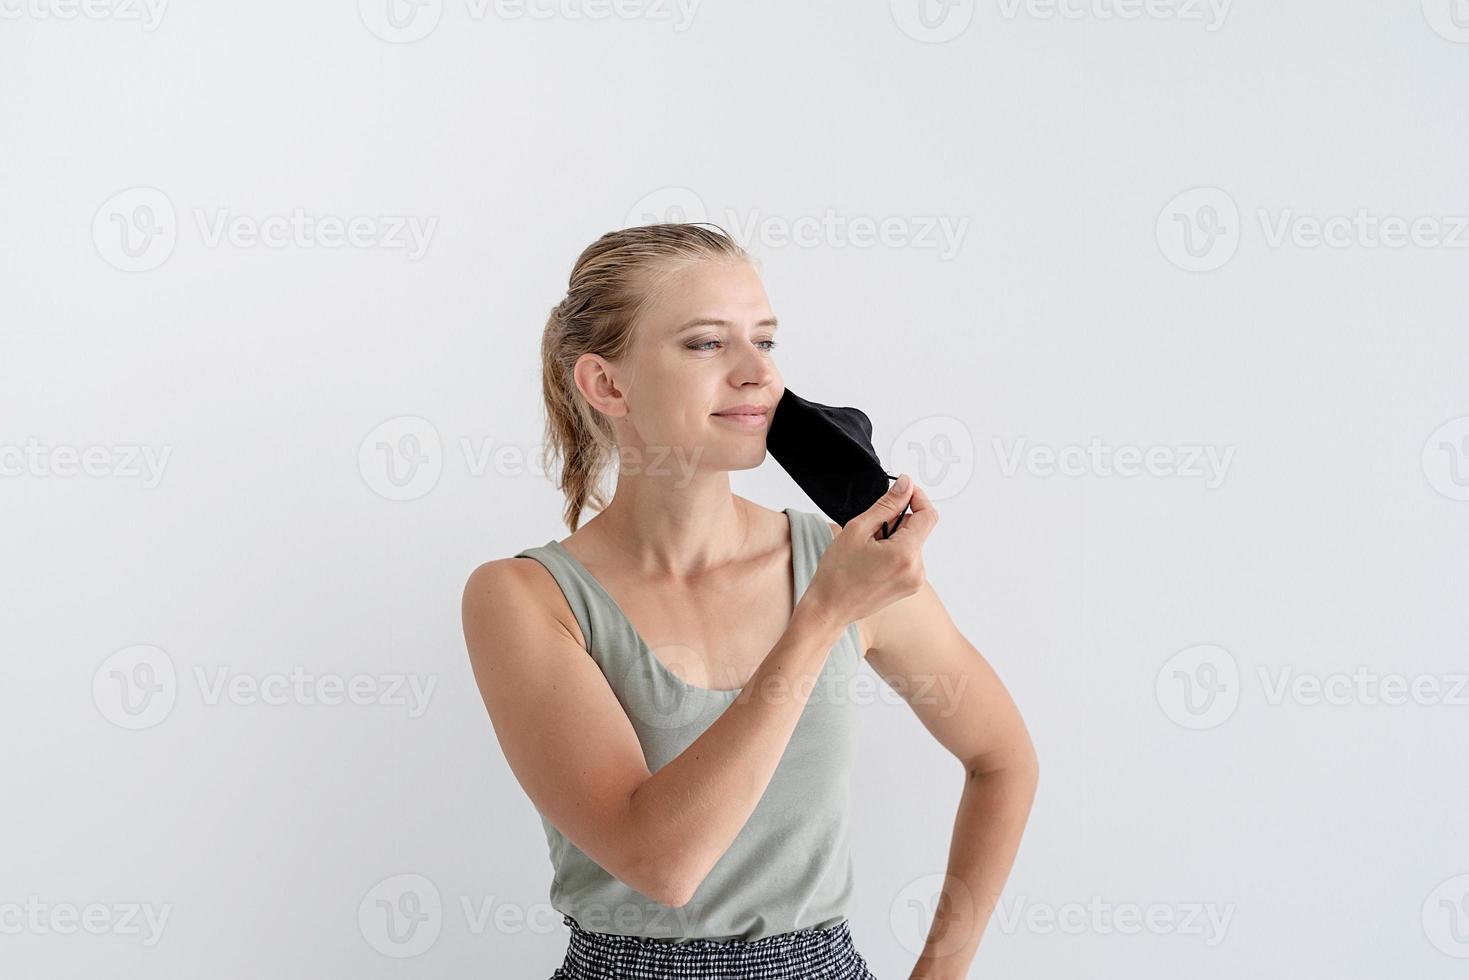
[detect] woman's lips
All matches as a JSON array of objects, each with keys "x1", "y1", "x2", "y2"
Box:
[{"x1": 712, "y1": 412, "x2": 769, "y2": 428}]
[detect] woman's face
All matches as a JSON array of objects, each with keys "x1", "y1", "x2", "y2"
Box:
[{"x1": 583, "y1": 258, "x2": 784, "y2": 479}]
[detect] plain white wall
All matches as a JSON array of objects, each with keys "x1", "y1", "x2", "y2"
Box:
[{"x1": 4, "y1": 1, "x2": 1468, "y2": 976}]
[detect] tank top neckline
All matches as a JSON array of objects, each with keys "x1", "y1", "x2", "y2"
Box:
[{"x1": 542, "y1": 507, "x2": 802, "y2": 697}]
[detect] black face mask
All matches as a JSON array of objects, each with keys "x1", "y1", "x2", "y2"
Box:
[{"x1": 766, "y1": 387, "x2": 908, "y2": 539}]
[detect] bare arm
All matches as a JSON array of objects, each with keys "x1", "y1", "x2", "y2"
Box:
[
  {"x1": 462, "y1": 557, "x2": 847, "y2": 908},
  {"x1": 845, "y1": 525, "x2": 1039, "y2": 980},
  {"x1": 624, "y1": 595, "x2": 848, "y2": 904}
]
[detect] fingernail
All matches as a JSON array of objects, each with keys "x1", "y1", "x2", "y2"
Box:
[{"x1": 895, "y1": 474, "x2": 910, "y2": 491}]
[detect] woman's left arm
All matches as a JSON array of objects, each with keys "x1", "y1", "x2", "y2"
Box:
[{"x1": 855, "y1": 558, "x2": 1039, "y2": 980}]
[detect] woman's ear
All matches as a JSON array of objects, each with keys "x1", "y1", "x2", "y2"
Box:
[{"x1": 573, "y1": 353, "x2": 629, "y2": 419}]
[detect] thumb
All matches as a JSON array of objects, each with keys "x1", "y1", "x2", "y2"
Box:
[{"x1": 851, "y1": 473, "x2": 912, "y2": 534}]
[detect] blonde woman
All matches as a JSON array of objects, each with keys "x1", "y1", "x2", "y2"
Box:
[{"x1": 462, "y1": 224, "x2": 1038, "y2": 979}]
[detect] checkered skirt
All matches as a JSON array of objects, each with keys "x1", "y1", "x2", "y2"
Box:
[{"x1": 548, "y1": 913, "x2": 878, "y2": 979}]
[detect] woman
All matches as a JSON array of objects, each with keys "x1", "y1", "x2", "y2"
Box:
[{"x1": 462, "y1": 223, "x2": 1038, "y2": 978}]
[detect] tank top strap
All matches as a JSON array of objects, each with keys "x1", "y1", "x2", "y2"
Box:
[
  {"x1": 512, "y1": 541, "x2": 638, "y2": 665},
  {"x1": 785, "y1": 507, "x2": 863, "y2": 656},
  {"x1": 784, "y1": 506, "x2": 825, "y2": 599}
]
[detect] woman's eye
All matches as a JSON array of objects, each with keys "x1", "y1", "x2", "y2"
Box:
[{"x1": 686, "y1": 339, "x2": 779, "y2": 352}]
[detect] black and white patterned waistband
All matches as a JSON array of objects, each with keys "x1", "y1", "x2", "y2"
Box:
[{"x1": 550, "y1": 912, "x2": 877, "y2": 979}]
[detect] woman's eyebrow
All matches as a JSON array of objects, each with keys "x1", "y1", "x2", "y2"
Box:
[{"x1": 672, "y1": 317, "x2": 780, "y2": 333}]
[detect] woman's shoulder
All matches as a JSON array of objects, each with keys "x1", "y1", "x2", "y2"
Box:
[
  {"x1": 461, "y1": 547, "x2": 586, "y2": 654},
  {"x1": 462, "y1": 523, "x2": 562, "y2": 593}
]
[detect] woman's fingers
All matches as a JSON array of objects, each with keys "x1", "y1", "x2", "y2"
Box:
[{"x1": 889, "y1": 481, "x2": 937, "y2": 545}]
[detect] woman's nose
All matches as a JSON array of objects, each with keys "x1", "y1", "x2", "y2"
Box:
[{"x1": 732, "y1": 341, "x2": 776, "y2": 386}]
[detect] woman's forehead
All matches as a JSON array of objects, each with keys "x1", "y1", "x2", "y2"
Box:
[{"x1": 641, "y1": 261, "x2": 773, "y2": 327}]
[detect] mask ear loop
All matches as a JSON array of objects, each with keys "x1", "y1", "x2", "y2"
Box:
[{"x1": 879, "y1": 471, "x2": 909, "y2": 540}]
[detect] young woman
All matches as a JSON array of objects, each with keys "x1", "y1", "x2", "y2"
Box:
[{"x1": 462, "y1": 223, "x2": 1038, "y2": 979}]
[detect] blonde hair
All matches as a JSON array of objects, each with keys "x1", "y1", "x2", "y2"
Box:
[{"x1": 539, "y1": 222, "x2": 752, "y2": 531}]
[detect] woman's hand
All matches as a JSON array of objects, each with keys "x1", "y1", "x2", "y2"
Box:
[{"x1": 802, "y1": 474, "x2": 938, "y2": 627}]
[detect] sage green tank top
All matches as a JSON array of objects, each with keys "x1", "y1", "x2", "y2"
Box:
[{"x1": 513, "y1": 506, "x2": 864, "y2": 944}]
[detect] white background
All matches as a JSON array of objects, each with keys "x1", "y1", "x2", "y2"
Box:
[{"x1": 3, "y1": 1, "x2": 1468, "y2": 977}]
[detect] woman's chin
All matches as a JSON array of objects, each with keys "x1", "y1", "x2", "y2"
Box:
[{"x1": 720, "y1": 445, "x2": 770, "y2": 473}]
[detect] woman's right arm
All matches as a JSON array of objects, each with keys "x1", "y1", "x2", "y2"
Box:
[{"x1": 462, "y1": 476, "x2": 935, "y2": 908}]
